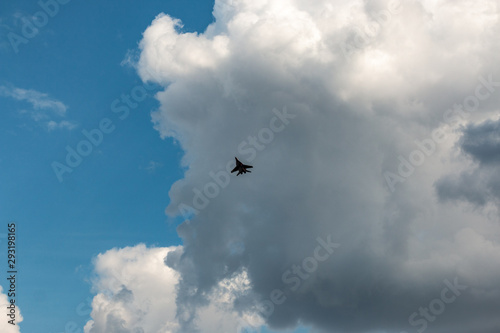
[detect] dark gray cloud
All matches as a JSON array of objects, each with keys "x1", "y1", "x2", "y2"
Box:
[
  {"x1": 461, "y1": 118, "x2": 500, "y2": 164},
  {"x1": 436, "y1": 118, "x2": 500, "y2": 206}
]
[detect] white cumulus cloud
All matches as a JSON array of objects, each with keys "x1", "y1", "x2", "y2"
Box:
[
  {"x1": 0, "y1": 285, "x2": 23, "y2": 333},
  {"x1": 84, "y1": 244, "x2": 259, "y2": 333}
]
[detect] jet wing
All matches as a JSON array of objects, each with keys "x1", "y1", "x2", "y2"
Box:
[
  {"x1": 231, "y1": 166, "x2": 239, "y2": 173},
  {"x1": 243, "y1": 164, "x2": 253, "y2": 168}
]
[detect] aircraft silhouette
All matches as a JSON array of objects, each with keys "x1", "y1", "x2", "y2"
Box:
[{"x1": 231, "y1": 157, "x2": 253, "y2": 176}]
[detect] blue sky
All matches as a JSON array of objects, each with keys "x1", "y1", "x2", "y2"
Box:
[
  {"x1": 0, "y1": 0, "x2": 182, "y2": 331},
  {"x1": 1, "y1": 0, "x2": 209, "y2": 332},
  {"x1": 2, "y1": 1, "x2": 500, "y2": 333}
]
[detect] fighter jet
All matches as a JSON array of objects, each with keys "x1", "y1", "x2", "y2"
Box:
[{"x1": 231, "y1": 157, "x2": 253, "y2": 176}]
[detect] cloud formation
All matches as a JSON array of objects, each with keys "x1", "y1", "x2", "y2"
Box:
[
  {"x1": 83, "y1": 245, "x2": 259, "y2": 333},
  {"x1": 0, "y1": 84, "x2": 76, "y2": 131},
  {"x1": 97, "y1": 0, "x2": 500, "y2": 332},
  {"x1": 436, "y1": 117, "x2": 500, "y2": 206},
  {"x1": 0, "y1": 285, "x2": 22, "y2": 333}
]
